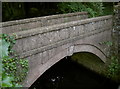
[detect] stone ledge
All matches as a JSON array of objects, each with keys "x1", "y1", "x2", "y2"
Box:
[
  {"x1": 10, "y1": 15, "x2": 112, "y2": 39},
  {"x1": 1, "y1": 12, "x2": 88, "y2": 27}
]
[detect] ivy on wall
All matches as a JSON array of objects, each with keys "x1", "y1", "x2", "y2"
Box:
[{"x1": 0, "y1": 34, "x2": 28, "y2": 87}]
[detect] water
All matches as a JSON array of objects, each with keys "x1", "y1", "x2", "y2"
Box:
[{"x1": 29, "y1": 56, "x2": 119, "y2": 89}]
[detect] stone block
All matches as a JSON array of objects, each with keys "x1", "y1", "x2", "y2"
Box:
[
  {"x1": 27, "y1": 52, "x2": 42, "y2": 73},
  {"x1": 41, "y1": 33, "x2": 50, "y2": 46},
  {"x1": 22, "y1": 35, "x2": 39, "y2": 52},
  {"x1": 50, "y1": 31, "x2": 61, "y2": 43},
  {"x1": 69, "y1": 26, "x2": 77, "y2": 37},
  {"x1": 68, "y1": 46, "x2": 74, "y2": 56},
  {"x1": 41, "y1": 51, "x2": 49, "y2": 64},
  {"x1": 84, "y1": 24, "x2": 90, "y2": 33},
  {"x1": 37, "y1": 34, "x2": 44, "y2": 47},
  {"x1": 59, "y1": 29, "x2": 67, "y2": 40},
  {"x1": 77, "y1": 25, "x2": 84, "y2": 35},
  {"x1": 12, "y1": 38, "x2": 23, "y2": 54},
  {"x1": 74, "y1": 26, "x2": 80, "y2": 36},
  {"x1": 45, "y1": 31, "x2": 60, "y2": 44},
  {"x1": 48, "y1": 48, "x2": 56, "y2": 59}
]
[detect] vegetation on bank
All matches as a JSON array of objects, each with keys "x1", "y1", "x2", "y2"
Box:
[{"x1": 107, "y1": 56, "x2": 120, "y2": 81}]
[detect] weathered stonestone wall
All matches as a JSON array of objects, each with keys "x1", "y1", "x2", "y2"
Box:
[
  {"x1": 114, "y1": 3, "x2": 120, "y2": 57},
  {"x1": 1, "y1": 12, "x2": 88, "y2": 34}
]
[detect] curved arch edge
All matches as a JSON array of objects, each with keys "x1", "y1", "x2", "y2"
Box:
[
  {"x1": 73, "y1": 44, "x2": 107, "y2": 63},
  {"x1": 23, "y1": 48, "x2": 68, "y2": 87}
]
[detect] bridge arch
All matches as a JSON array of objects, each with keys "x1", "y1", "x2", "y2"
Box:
[{"x1": 26, "y1": 43, "x2": 107, "y2": 87}]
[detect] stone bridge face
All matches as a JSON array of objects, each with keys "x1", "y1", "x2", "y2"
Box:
[{"x1": 1, "y1": 12, "x2": 113, "y2": 87}]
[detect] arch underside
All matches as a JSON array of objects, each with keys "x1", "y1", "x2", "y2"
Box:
[{"x1": 73, "y1": 44, "x2": 107, "y2": 63}]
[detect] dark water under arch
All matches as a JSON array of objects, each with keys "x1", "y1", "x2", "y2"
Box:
[{"x1": 29, "y1": 53, "x2": 119, "y2": 89}]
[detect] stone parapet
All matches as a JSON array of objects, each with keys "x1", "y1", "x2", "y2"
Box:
[
  {"x1": 10, "y1": 15, "x2": 112, "y2": 59},
  {"x1": 1, "y1": 12, "x2": 88, "y2": 34}
]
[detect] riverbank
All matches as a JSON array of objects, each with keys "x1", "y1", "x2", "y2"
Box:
[{"x1": 71, "y1": 52, "x2": 120, "y2": 83}]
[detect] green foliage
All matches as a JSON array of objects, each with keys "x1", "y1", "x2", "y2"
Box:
[
  {"x1": 107, "y1": 56, "x2": 120, "y2": 79},
  {"x1": 3, "y1": 2, "x2": 113, "y2": 21},
  {"x1": 0, "y1": 57, "x2": 2, "y2": 87},
  {"x1": 2, "y1": 75, "x2": 14, "y2": 87},
  {"x1": 0, "y1": 39, "x2": 10, "y2": 58},
  {"x1": 0, "y1": 34, "x2": 28, "y2": 87},
  {"x1": 2, "y1": 2, "x2": 25, "y2": 22},
  {"x1": 0, "y1": 34, "x2": 16, "y2": 55},
  {"x1": 2, "y1": 57, "x2": 28, "y2": 83},
  {"x1": 99, "y1": 41, "x2": 113, "y2": 46},
  {"x1": 99, "y1": 40, "x2": 120, "y2": 81},
  {"x1": 99, "y1": 41, "x2": 120, "y2": 78},
  {"x1": 2, "y1": 72, "x2": 22, "y2": 87},
  {"x1": 57, "y1": 2, "x2": 105, "y2": 17}
]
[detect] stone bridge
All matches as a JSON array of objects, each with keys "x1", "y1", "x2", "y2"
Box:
[{"x1": 1, "y1": 12, "x2": 113, "y2": 87}]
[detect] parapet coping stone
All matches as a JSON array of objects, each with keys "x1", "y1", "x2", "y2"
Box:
[
  {"x1": 1, "y1": 12, "x2": 88, "y2": 27},
  {"x1": 10, "y1": 15, "x2": 112, "y2": 40}
]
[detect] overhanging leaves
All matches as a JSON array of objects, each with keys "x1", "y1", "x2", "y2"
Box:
[{"x1": 0, "y1": 39, "x2": 10, "y2": 58}]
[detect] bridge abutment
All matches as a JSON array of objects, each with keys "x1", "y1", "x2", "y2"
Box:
[{"x1": 113, "y1": 3, "x2": 120, "y2": 59}]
